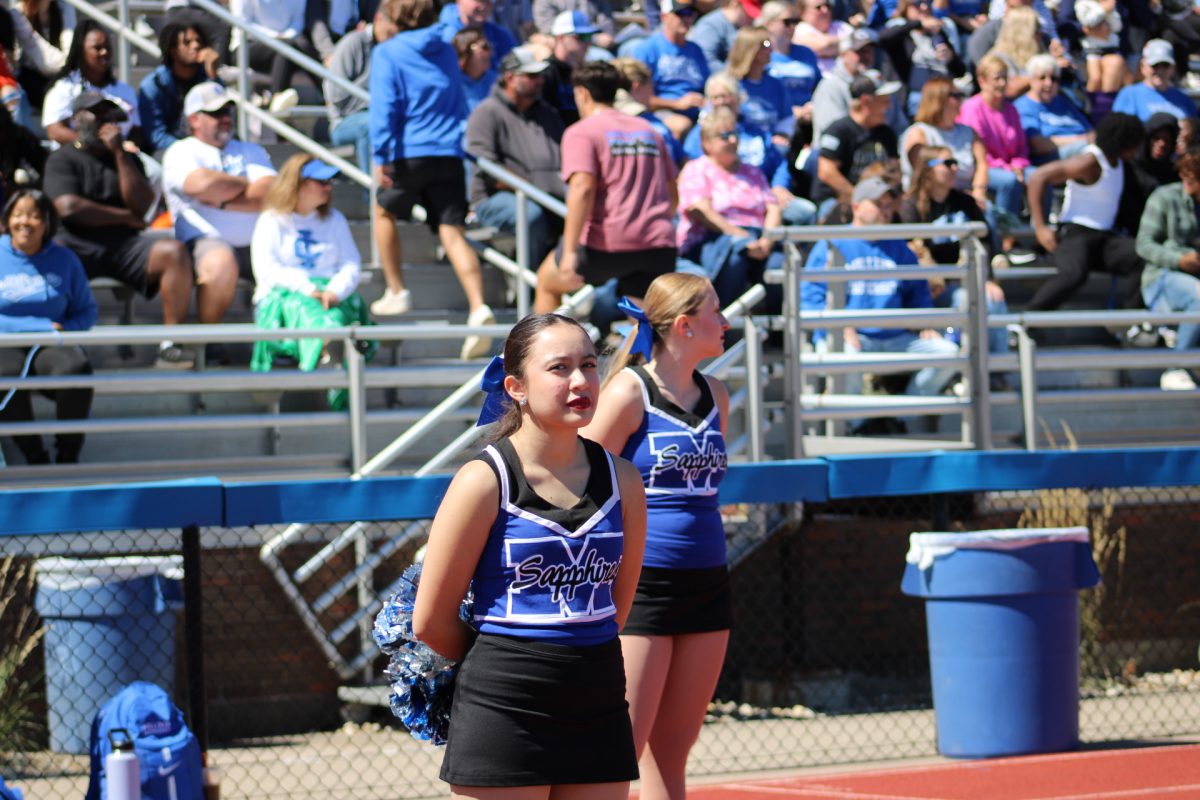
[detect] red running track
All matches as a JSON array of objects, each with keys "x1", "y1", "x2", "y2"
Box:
[{"x1": 669, "y1": 743, "x2": 1200, "y2": 800}]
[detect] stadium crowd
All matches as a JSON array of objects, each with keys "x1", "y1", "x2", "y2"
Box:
[{"x1": 3, "y1": 0, "x2": 1200, "y2": 461}]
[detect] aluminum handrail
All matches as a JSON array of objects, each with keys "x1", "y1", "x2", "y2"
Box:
[
  {"x1": 992, "y1": 310, "x2": 1200, "y2": 328},
  {"x1": 472, "y1": 157, "x2": 569, "y2": 219},
  {"x1": 767, "y1": 222, "x2": 989, "y2": 242},
  {"x1": 799, "y1": 265, "x2": 967, "y2": 283}
]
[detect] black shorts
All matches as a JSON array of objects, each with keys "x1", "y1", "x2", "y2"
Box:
[
  {"x1": 77, "y1": 231, "x2": 176, "y2": 298},
  {"x1": 622, "y1": 565, "x2": 733, "y2": 636},
  {"x1": 376, "y1": 156, "x2": 468, "y2": 232},
  {"x1": 554, "y1": 243, "x2": 676, "y2": 299},
  {"x1": 441, "y1": 634, "x2": 638, "y2": 787}
]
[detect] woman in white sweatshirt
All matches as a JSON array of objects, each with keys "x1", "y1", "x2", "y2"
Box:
[{"x1": 250, "y1": 153, "x2": 375, "y2": 407}]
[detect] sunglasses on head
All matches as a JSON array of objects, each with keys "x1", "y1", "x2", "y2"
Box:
[{"x1": 929, "y1": 157, "x2": 958, "y2": 168}]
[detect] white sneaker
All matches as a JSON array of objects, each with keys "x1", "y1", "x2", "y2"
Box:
[
  {"x1": 1161, "y1": 369, "x2": 1196, "y2": 391},
  {"x1": 269, "y1": 88, "x2": 300, "y2": 115},
  {"x1": 461, "y1": 304, "x2": 495, "y2": 360},
  {"x1": 371, "y1": 288, "x2": 412, "y2": 317},
  {"x1": 990, "y1": 253, "x2": 1011, "y2": 272}
]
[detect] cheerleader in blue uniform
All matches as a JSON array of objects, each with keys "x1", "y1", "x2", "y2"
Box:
[
  {"x1": 413, "y1": 312, "x2": 647, "y2": 800},
  {"x1": 581, "y1": 273, "x2": 732, "y2": 800}
]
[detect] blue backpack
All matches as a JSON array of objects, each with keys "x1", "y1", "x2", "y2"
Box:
[
  {"x1": 0, "y1": 774, "x2": 24, "y2": 800},
  {"x1": 84, "y1": 681, "x2": 203, "y2": 800}
]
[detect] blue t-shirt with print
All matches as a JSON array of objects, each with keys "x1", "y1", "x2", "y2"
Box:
[
  {"x1": 632, "y1": 33, "x2": 710, "y2": 107},
  {"x1": 1112, "y1": 82, "x2": 1198, "y2": 122},
  {"x1": 741, "y1": 73, "x2": 790, "y2": 135},
  {"x1": 768, "y1": 46, "x2": 820, "y2": 112},
  {"x1": 801, "y1": 237, "x2": 932, "y2": 338}
]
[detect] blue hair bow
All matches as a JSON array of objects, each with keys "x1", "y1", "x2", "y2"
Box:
[
  {"x1": 617, "y1": 296, "x2": 654, "y2": 361},
  {"x1": 477, "y1": 355, "x2": 509, "y2": 426}
]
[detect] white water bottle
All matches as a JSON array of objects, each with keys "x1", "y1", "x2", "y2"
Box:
[{"x1": 106, "y1": 729, "x2": 141, "y2": 800}]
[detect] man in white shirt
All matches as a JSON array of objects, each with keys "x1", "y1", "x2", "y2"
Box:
[{"x1": 162, "y1": 82, "x2": 277, "y2": 334}]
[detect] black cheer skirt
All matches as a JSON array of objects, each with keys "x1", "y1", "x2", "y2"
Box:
[
  {"x1": 440, "y1": 633, "x2": 639, "y2": 787},
  {"x1": 622, "y1": 565, "x2": 733, "y2": 636}
]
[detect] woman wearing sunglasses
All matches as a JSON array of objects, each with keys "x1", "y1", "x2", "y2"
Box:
[
  {"x1": 249, "y1": 154, "x2": 376, "y2": 408},
  {"x1": 757, "y1": 0, "x2": 820, "y2": 134},
  {"x1": 900, "y1": 145, "x2": 1010, "y2": 357},
  {"x1": 900, "y1": 75, "x2": 987, "y2": 204}
]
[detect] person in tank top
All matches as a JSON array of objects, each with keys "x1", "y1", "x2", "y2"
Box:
[
  {"x1": 413, "y1": 312, "x2": 647, "y2": 799},
  {"x1": 1025, "y1": 112, "x2": 1147, "y2": 313},
  {"x1": 580, "y1": 273, "x2": 732, "y2": 800}
]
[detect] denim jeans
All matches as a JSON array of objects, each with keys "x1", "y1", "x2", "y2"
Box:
[
  {"x1": 474, "y1": 191, "x2": 553, "y2": 265},
  {"x1": 946, "y1": 285, "x2": 1010, "y2": 355},
  {"x1": 1143, "y1": 270, "x2": 1200, "y2": 352},
  {"x1": 847, "y1": 330, "x2": 960, "y2": 432},
  {"x1": 988, "y1": 166, "x2": 1037, "y2": 218},
  {"x1": 330, "y1": 110, "x2": 371, "y2": 177},
  {"x1": 782, "y1": 197, "x2": 818, "y2": 227}
]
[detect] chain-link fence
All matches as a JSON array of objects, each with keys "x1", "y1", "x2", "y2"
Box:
[{"x1": 2, "y1": 456, "x2": 1199, "y2": 799}]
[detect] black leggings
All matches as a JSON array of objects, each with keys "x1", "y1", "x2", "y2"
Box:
[
  {"x1": 247, "y1": 36, "x2": 319, "y2": 95},
  {"x1": 0, "y1": 346, "x2": 93, "y2": 464},
  {"x1": 1026, "y1": 224, "x2": 1144, "y2": 312}
]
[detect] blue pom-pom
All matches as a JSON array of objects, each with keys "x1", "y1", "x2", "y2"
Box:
[{"x1": 373, "y1": 562, "x2": 473, "y2": 745}]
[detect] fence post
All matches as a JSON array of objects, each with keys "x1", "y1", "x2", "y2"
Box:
[
  {"x1": 1013, "y1": 324, "x2": 1038, "y2": 451},
  {"x1": 182, "y1": 525, "x2": 209, "y2": 757},
  {"x1": 346, "y1": 337, "x2": 368, "y2": 472},
  {"x1": 744, "y1": 313, "x2": 764, "y2": 462},
  {"x1": 966, "y1": 234, "x2": 992, "y2": 449},
  {"x1": 515, "y1": 189, "x2": 530, "y2": 319},
  {"x1": 783, "y1": 240, "x2": 804, "y2": 458}
]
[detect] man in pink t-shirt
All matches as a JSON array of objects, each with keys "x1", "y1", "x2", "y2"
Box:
[{"x1": 534, "y1": 61, "x2": 679, "y2": 312}]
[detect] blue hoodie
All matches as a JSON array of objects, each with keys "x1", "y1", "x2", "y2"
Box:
[
  {"x1": 801, "y1": 237, "x2": 931, "y2": 339},
  {"x1": 370, "y1": 24, "x2": 468, "y2": 165},
  {"x1": 0, "y1": 235, "x2": 98, "y2": 333}
]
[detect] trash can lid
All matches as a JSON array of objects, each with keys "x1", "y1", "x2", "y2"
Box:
[
  {"x1": 905, "y1": 527, "x2": 1089, "y2": 571},
  {"x1": 35, "y1": 556, "x2": 184, "y2": 591}
]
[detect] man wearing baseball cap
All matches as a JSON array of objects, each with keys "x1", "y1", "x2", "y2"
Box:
[
  {"x1": 161, "y1": 81, "x2": 279, "y2": 363},
  {"x1": 811, "y1": 26, "x2": 903, "y2": 145},
  {"x1": 813, "y1": 71, "x2": 901, "y2": 210},
  {"x1": 43, "y1": 93, "x2": 206, "y2": 368},
  {"x1": 1113, "y1": 39, "x2": 1199, "y2": 122},
  {"x1": 690, "y1": 0, "x2": 760, "y2": 76},
  {"x1": 466, "y1": 48, "x2": 565, "y2": 267},
  {"x1": 542, "y1": 11, "x2": 602, "y2": 125},
  {"x1": 632, "y1": 0, "x2": 711, "y2": 139},
  {"x1": 802, "y1": 175, "x2": 959, "y2": 427}
]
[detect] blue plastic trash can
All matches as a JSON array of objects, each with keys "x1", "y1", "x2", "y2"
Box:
[
  {"x1": 34, "y1": 557, "x2": 184, "y2": 754},
  {"x1": 901, "y1": 527, "x2": 1100, "y2": 758}
]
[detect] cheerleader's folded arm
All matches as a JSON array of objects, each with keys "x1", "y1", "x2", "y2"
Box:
[{"x1": 412, "y1": 460, "x2": 500, "y2": 661}]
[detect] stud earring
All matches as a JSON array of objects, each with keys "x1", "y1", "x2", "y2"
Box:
[
  {"x1": 518, "y1": 397, "x2": 528, "y2": 407},
  {"x1": 685, "y1": 330, "x2": 694, "y2": 338}
]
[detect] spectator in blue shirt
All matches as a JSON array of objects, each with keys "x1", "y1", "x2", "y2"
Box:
[
  {"x1": 137, "y1": 21, "x2": 221, "y2": 156},
  {"x1": 453, "y1": 27, "x2": 499, "y2": 114},
  {"x1": 757, "y1": 0, "x2": 819, "y2": 132},
  {"x1": 632, "y1": 0, "x2": 710, "y2": 139},
  {"x1": 727, "y1": 27, "x2": 790, "y2": 139},
  {"x1": 0, "y1": 189, "x2": 96, "y2": 464},
  {"x1": 370, "y1": 0, "x2": 494, "y2": 355},
  {"x1": 802, "y1": 176, "x2": 959, "y2": 428},
  {"x1": 1013, "y1": 53, "x2": 1094, "y2": 164},
  {"x1": 1113, "y1": 39, "x2": 1199, "y2": 122},
  {"x1": 688, "y1": 0, "x2": 757, "y2": 75},
  {"x1": 438, "y1": 0, "x2": 518, "y2": 67}
]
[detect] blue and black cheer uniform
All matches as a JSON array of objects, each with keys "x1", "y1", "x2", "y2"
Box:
[
  {"x1": 440, "y1": 436, "x2": 639, "y2": 787},
  {"x1": 620, "y1": 366, "x2": 732, "y2": 636}
]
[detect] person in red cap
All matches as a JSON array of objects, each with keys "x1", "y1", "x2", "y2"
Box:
[{"x1": 689, "y1": 0, "x2": 761, "y2": 75}]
